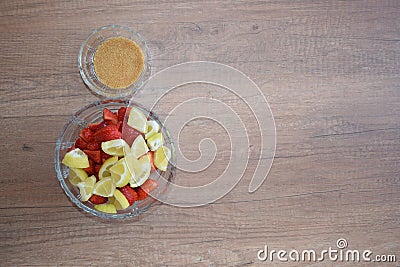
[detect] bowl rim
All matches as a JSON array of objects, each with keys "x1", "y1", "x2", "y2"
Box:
[
  {"x1": 55, "y1": 98, "x2": 176, "y2": 219},
  {"x1": 78, "y1": 24, "x2": 152, "y2": 98}
]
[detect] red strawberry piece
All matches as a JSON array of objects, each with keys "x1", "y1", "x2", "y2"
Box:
[
  {"x1": 94, "y1": 164, "x2": 101, "y2": 177},
  {"x1": 117, "y1": 107, "x2": 127, "y2": 122},
  {"x1": 89, "y1": 194, "x2": 108, "y2": 204},
  {"x1": 75, "y1": 137, "x2": 88, "y2": 150},
  {"x1": 67, "y1": 145, "x2": 76, "y2": 152},
  {"x1": 148, "y1": 152, "x2": 157, "y2": 173},
  {"x1": 88, "y1": 121, "x2": 107, "y2": 132},
  {"x1": 103, "y1": 108, "x2": 118, "y2": 125},
  {"x1": 101, "y1": 150, "x2": 112, "y2": 163},
  {"x1": 94, "y1": 125, "x2": 122, "y2": 142},
  {"x1": 86, "y1": 141, "x2": 101, "y2": 151},
  {"x1": 83, "y1": 150, "x2": 101, "y2": 164},
  {"x1": 121, "y1": 124, "x2": 141, "y2": 146},
  {"x1": 117, "y1": 121, "x2": 123, "y2": 132},
  {"x1": 119, "y1": 185, "x2": 138, "y2": 205},
  {"x1": 79, "y1": 128, "x2": 94, "y2": 143},
  {"x1": 140, "y1": 179, "x2": 158, "y2": 194},
  {"x1": 136, "y1": 188, "x2": 148, "y2": 201},
  {"x1": 83, "y1": 159, "x2": 95, "y2": 176}
]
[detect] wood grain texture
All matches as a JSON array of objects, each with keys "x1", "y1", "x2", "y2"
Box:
[{"x1": 1, "y1": 0, "x2": 399, "y2": 266}]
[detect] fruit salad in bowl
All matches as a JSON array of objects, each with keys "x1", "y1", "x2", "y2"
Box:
[{"x1": 55, "y1": 99, "x2": 175, "y2": 218}]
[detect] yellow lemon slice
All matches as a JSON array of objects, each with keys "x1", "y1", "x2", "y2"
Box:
[
  {"x1": 125, "y1": 154, "x2": 151, "y2": 187},
  {"x1": 146, "y1": 132, "x2": 164, "y2": 151},
  {"x1": 113, "y1": 189, "x2": 130, "y2": 210},
  {"x1": 109, "y1": 159, "x2": 132, "y2": 187},
  {"x1": 98, "y1": 156, "x2": 119, "y2": 180},
  {"x1": 77, "y1": 175, "x2": 96, "y2": 201},
  {"x1": 101, "y1": 139, "x2": 130, "y2": 157},
  {"x1": 145, "y1": 120, "x2": 160, "y2": 140},
  {"x1": 69, "y1": 168, "x2": 88, "y2": 186},
  {"x1": 154, "y1": 146, "x2": 171, "y2": 171},
  {"x1": 93, "y1": 177, "x2": 115, "y2": 197},
  {"x1": 94, "y1": 203, "x2": 117, "y2": 214},
  {"x1": 62, "y1": 148, "x2": 90, "y2": 168},
  {"x1": 130, "y1": 135, "x2": 149, "y2": 158},
  {"x1": 127, "y1": 106, "x2": 147, "y2": 133}
]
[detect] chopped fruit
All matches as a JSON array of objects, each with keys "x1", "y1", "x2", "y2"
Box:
[
  {"x1": 62, "y1": 148, "x2": 90, "y2": 168},
  {"x1": 68, "y1": 168, "x2": 88, "y2": 186},
  {"x1": 113, "y1": 189, "x2": 130, "y2": 210},
  {"x1": 117, "y1": 107, "x2": 127, "y2": 122},
  {"x1": 109, "y1": 159, "x2": 132, "y2": 187},
  {"x1": 88, "y1": 121, "x2": 107, "y2": 132},
  {"x1": 89, "y1": 194, "x2": 108, "y2": 204},
  {"x1": 77, "y1": 175, "x2": 96, "y2": 201},
  {"x1": 125, "y1": 153, "x2": 151, "y2": 187},
  {"x1": 130, "y1": 135, "x2": 149, "y2": 158},
  {"x1": 94, "y1": 164, "x2": 101, "y2": 176},
  {"x1": 67, "y1": 145, "x2": 76, "y2": 152},
  {"x1": 83, "y1": 159, "x2": 95, "y2": 176},
  {"x1": 146, "y1": 133, "x2": 163, "y2": 151},
  {"x1": 145, "y1": 120, "x2": 160, "y2": 140},
  {"x1": 101, "y1": 150, "x2": 112, "y2": 163},
  {"x1": 117, "y1": 121, "x2": 123, "y2": 132},
  {"x1": 101, "y1": 139, "x2": 130, "y2": 157},
  {"x1": 86, "y1": 141, "x2": 101, "y2": 151},
  {"x1": 98, "y1": 156, "x2": 118, "y2": 180},
  {"x1": 140, "y1": 179, "x2": 158, "y2": 194},
  {"x1": 136, "y1": 188, "x2": 148, "y2": 200},
  {"x1": 93, "y1": 177, "x2": 115, "y2": 197},
  {"x1": 145, "y1": 151, "x2": 157, "y2": 173},
  {"x1": 94, "y1": 125, "x2": 122, "y2": 142},
  {"x1": 127, "y1": 106, "x2": 147, "y2": 133},
  {"x1": 154, "y1": 146, "x2": 171, "y2": 171},
  {"x1": 79, "y1": 128, "x2": 94, "y2": 142},
  {"x1": 75, "y1": 138, "x2": 88, "y2": 150},
  {"x1": 94, "y1": 203, "x2": 117, "y2": 214},
  {"x1": 103, "y1": 108, "x2": 118, "y2": 125},
  {"x1": 122, "y1": 124, "x2": 141, "y2": 146},
  {"x1": 83, "y1": 150, "x2": 101, "y2": 164},
  {"x1": 119, "y1": 185, "x2": 138, "y2": 205}
]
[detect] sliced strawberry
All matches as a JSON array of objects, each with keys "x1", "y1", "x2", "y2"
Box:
[
  {"x1": 79, "y1": 128, "x2": 94, "y2": 143},
  {"x1": 101, "y1": 150, "x2": 112, "y2": 163},
  {"x1": 86, "y1": 141, "x2": 101, "y2": 151},
  {"x1": 89, "y1": 194, "x2": 108, "y2": 204},
  {"x1": 117, "y1": 121, "x2": 123, "y2": 132},
  {"x1": 148, "y1": 152, "x2": 157, "y2": 173},
  {"x1": 67, "y1": 145, "x2": 76, "y2": 152},
  {"x1": 75, "y1": 137, "x2": 88, "y2": 150},
  {"x1": 88, "y1": 121, "x2": 107, "y2": 132},
  {"x1": 83, "y1": 150, "x2": 101, "y2": 164},
  {"x1": 94, "y1": 124, "x2": 122, "y2": 142},
  {"x1": 141, "y1": 179, "x2": 158, "y2": 194},
  {"x1": 103, "y1": 108, "x2": 118, "y2": 125},
  {"x1": 122, "y1": 124, "x2": 141, "y2": 146},
  {"x1": 94, "y1": 164, "x2": 101, "y2": 176},
  {"x1": 136, "y1": 188, "x2": 148, "y2": 201},
  {"x1": 119, "y1": 185, "x2": 138, "y2": 205},
  {"x1": 83, "y1": 159, "x2": 95, "y2": 176},
  {"x1": 117, "y1": 107, "x2": 127, "y2": 122}
]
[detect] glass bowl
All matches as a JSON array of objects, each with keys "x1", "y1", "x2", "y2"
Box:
[
  {"x1": 78, "y1": 25, "x2": 151, "y2": 98},
  {"x1": 55, "y1": 99, "x2": 175, "y2": 219}
]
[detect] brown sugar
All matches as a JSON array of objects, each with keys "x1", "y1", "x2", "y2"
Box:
[{"x1": 93, "y1": 36, "x2": 144, "y2": 89}]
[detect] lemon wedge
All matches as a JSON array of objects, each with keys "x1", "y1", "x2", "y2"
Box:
[
  {"x1": 127, "y1": 106, "x2": 147, "y2": 133},
  {"x1": 93, "y1": 177, "x2": 115, "y2": 197},
  {"x1": 98, "y1": 156, "x2": 118, "y2": 180},
  {"x1": 94, "y1": 203, "x2": 117, "y2": 214},
  {"x1": 154, "y1": 146, "x2": 171, "y2": 171},
  {"x1": 101, "y1": 139, "x2": 130, "y2": 157},
  {"x1": 109, "y1": 159, "x2": 132, "y2": 187},
  {"x1": 62, "y1": 148, "x2": 90, "y2": 168},
  {"x1": 113, "y1": 190, "x2": 130, "y2": 210},
  {"x1": 125, "y1": 153, "x2": 151, "y2": 187},
  {"x1": 146, "y1": 132, "x2": 164, "y2": 151},
  {"x1": 145, "y1": 120, "x2": 160, "y2": 140},
  {"x1": 69, "y1": 168, "x2": 88, "y2": 186},
  {"x1": 77, "y1": 175, "x2": 96, "y2": 201},
  {"x1": 130, "y1": 135, "x2": 149, "y2": 158}
]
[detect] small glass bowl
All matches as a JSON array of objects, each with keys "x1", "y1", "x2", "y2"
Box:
[
  {"x1": 55, "y1": 99, "x2": 175, "y2": 219},
  {"x1": 78, "y1": 25, "x2": 151, "y2": 98}
]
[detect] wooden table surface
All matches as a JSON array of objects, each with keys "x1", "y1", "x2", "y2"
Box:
[{"x1": 1, "y1": 1, "x2": 399, "y2": 266}]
